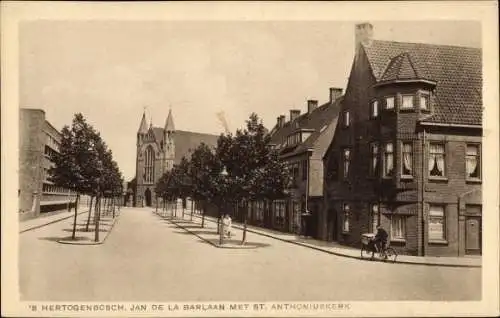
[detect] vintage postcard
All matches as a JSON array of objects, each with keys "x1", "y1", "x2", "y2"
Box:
[{"x1": 1, "y1": 1, "x2": 499, "y2": 317}]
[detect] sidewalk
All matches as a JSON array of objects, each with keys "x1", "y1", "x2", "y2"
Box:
[
  {"x1": 154, "y1": 209, "x2": 267, "y2": 249},
  {"x1": 19, "y1": 208, "x2": 89, "y2": 233},
  {"x1": 189, "y1": 213, "x2": 481, "y2": 268},
  {"x1": 57, "y1": 210, "x2": 121, "y2": 245}
]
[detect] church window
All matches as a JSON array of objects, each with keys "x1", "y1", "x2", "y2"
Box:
[{"x1": 144, "y1": 146, "x2": 155, "y2": 184}]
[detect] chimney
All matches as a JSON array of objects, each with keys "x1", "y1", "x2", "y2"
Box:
[
  {"x1": 307, "y1": 100, "x2": 318, "y2": 114},
  {"x1": 329, "y1": 88, "x2": 343, "y2": 103},
  {"x1": 276, "y1": 115, "x2": 285, "y2": 128},
  {"x1": 355, "y1": 22, "x2": 374, "y2": 49},
  {"x1": 290, "y1": 109, "x2": 301, "y2": 122}
]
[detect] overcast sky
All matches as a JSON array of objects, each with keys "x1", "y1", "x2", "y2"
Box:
[{"x1": 19, "y1": 20, "x2": 481, "y2": 180}]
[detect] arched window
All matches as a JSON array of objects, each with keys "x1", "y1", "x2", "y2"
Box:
[{"x1": 144, "y1": 146, "x2": 155, "y2": 184}]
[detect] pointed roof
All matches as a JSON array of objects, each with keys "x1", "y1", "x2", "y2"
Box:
[
  {"x1": 380, "y1": 52, "x2": 420, "y2": 81},
  {"x1": 138, "y1": 112, "x2": 148, "y2": 134},
  {"x1": 165, "y1": 109, "x2": 175, "y2": 131},
  {"x1": 362, "y1": 40, "x2": 481, "y2": 125}
]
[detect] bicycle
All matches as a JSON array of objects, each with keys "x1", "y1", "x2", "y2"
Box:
[{"x1": 360, "y1": 233, "x2": 398, "y2": 262}]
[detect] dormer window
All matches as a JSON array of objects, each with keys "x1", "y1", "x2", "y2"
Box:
[
  {"x1": 385, "y1": 96, "x2": 395, "y2": 110},
  {"x1": 420, "y1": 94, "x2": 429, "y2": 110},
  {"x1": 401, "y1": 95, "x2": 414, "y2": 109},
  {"x1": 371, "y1": 100, "x2": 379, "y2": 118}
]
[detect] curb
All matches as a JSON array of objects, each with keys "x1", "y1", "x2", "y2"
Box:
[
  {"x1": 56, "y1": 212, "x2": 121, "y2": 246},
  {"x1": 156, "y1": 212, "x2": 257, "y2": 249},
  {"x1": 19, "y1": 210, "x2": 89, "y2": 234},
  {"x1": 193, "y1": 214, "x2": 481, "y2": 268}
]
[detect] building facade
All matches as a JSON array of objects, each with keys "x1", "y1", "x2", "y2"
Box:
[
  {"x1": 263, "y1": 88, "x2": 343, "y2": 237},
  {"x1": 322, "y1": 23, "x2": 482, "y2": 256},
  {"x1": 134, "y1": 109, "x2": 219, "y2": 207},
  {"x1": 19, "y1": 108, "x2": 77, "y2": 221}
]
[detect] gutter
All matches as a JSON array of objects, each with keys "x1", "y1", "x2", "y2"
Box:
[{"x1": 419, "y1": 122, "x2": 482, "y2": 129}]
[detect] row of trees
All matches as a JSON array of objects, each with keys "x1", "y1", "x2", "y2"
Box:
[
  {"x1": 49, "y1": 113, "x2": 124, "y2": 242},
  {"x1": 155, "y1": 113, "x2": 290, "y2": 245}
]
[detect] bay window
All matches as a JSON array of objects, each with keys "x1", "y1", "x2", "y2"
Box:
[
  {"x1": 420, "y1": 94, "x2": 429, "y2": 110},
  {"x1": 401, "y1": 95, "x2": 414, "y2": 109},
  {"x1": 383, "y1": 143, "x2": 394, "y2": 177},
  {"x1": 386, "y1": 96, "x2": 395, "y2": 109},
  {"x1": 401, "y1": 142, "x2": 413, "y2": 177}
]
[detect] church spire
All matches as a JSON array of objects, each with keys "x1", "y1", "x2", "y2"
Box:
[
  {"x1": 138, "y1": 111, "x2": 148, "y2": 134},
  {"x1": 165, "y1": 108, "x2": 175, "y2": 132}
]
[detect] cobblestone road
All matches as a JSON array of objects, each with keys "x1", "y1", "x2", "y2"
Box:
[{"x1": 20, "y1": 207, "x2": 481, "y2": 301}]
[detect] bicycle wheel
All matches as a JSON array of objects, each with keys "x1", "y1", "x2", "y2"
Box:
[
  {"x1": 360, "y1": 244, "x2": 372, "y2": 259},
  {"x1": 384, "y1": 247, "x2": 398, "y2": 262}
]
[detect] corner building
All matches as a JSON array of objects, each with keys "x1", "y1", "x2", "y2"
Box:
[
  {"x1": 322, "y1": 23, "x2": 482, "y2": 257},
  {"x1": 134, "y1": 110, "x2": 219, "y2": 207}
]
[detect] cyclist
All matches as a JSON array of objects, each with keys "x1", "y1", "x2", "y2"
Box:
[{"x1": 372, "y1": 225, "x2": 389, "y2": 258}]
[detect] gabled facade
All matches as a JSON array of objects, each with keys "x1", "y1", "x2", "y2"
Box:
[
  {"x1": 266, "y1": 88, "x2": 343, "y2": 237},
  {"x1": 322, "y1": 23, "x2": 482, "y2": 257},
  {"x1": 135, "y1": 110, "x2": 219, "y2": 207}
]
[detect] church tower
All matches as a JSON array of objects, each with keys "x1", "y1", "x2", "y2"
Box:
[{"x1": 163, "y1": 109, "x2": 175, "y2": 172}]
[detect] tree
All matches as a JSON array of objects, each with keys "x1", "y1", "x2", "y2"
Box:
[{"x1": 217, "y1": 113, "x2": 290, "y2": 244}]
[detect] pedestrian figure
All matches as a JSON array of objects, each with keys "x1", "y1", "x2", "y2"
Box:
[{"x1": 223, "y1": 214, "x2": 232, "y2": 238}]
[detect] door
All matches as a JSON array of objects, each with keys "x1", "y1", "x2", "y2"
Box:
[
  {"x1": 328, "y1": 208, "x2": 337, "y2": 241},
  {"x1": 144, "y1": 188, "x2": 152, "y2": 207},
  {"x1": 465, "y1": 216, "x2": 481, "y2": 255}
]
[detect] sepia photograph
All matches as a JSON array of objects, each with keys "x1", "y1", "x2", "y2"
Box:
[{"x1": 2, "y1": 1, "x2": 499, "y2": 317}]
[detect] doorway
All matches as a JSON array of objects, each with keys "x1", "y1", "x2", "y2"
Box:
[
  {"x1": 465, "y1": 216, "x2": 481, "y2": 255},
  {"x1": 145, "y1": 188, "x2": 152, "y2": 207}
]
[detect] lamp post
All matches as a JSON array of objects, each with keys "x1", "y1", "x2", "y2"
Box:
[{"x1": 219, "y1": 166, "x2": 228, "y2": 246}]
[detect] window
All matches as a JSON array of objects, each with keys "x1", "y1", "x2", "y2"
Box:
[
  {"x1": 429, "y1": 143, "x2": 445, "y2": 177},
  {"x1": 302, "y1": 160, "x2": 308, "y2": 181},
  {"x1": 401, "y1": 142, "x2": 413, "y2": 177},
  {"x1": 343, "y1": 110, "x2": 350, "y2": 127},
  {"x1": 385, "y1": 96, "x2": 395, "y2": 109},
  {"x1": 143, "y1": 146, "x2": 155, "y2": 184},
  {"x1": 466, "y1": 144, "x2": 481, "y2": 179},
  {"x1": 371, "y1": 100, "x2": 379, "y2": 118},
  {"x1": 371, "y1": 204, "x2": 379, "y2": 233},
  {"x1": 383, "y1": 143, "x2": 394, "y2": 177},
  {"x1": 391, "y1": 215, "x2": 406, "y2": 240},
  {"x1": 401, "y1": 95, "x2": 414, "y2": 109},
  {"x1": 420, "y1": 94, "x2": 429, "y2": 110},
  {"x1": 343, "y1": 148, "x2": 351, "y2": 179},
  {"x1": 370, "y1": 142, "x2": 379, "y2": 176},
  {"x1": 429, "y1": 205, "x2": 446, "y2": 241},
  {"x1": 342, "y1": 203, "x2": 350, "y2": 232}
]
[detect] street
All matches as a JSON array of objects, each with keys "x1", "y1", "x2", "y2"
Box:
[{"x1": 20, "y1": 207, "x2": 481, "y2": 301}]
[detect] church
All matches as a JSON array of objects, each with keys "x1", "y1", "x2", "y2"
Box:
[{"x1": 134, "y1": 109, "x2": 219, "y2": 207}]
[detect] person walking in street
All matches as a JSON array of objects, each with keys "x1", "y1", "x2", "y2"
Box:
[{"x1": 223, "y1": 214, "x2": 232, "y2": 238}]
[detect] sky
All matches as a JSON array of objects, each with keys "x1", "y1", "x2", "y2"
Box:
[{"x1": 19, "y1": 20, "x2": 481, "y2": 181}]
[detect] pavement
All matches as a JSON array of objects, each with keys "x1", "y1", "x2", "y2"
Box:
[
  {"x1": 19, "y1": 207, "x2": 482, "y2": 301},
  {"x1": 20, "y1": 205, "x2": 481, "y2": 267},
  {"x1": 19, "y1": 205, "x2": 120, "y2": 245},
  {"x1": 184, "y1": 211, "x2": 481, "y2": 268}
]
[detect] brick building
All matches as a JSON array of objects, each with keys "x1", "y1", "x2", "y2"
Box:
[
  {"x1": 263, "y1": 88, "x2": 343, "y2": 237},
  {"x1": 19, "y1": 108, "x2": 77, "y2": 221},
  {"x1": 134, "y1": 109, "x2": 219, "y2": 207},
  {"x1": 322, "y1": 23, "x2": 482, "y2": 257}
]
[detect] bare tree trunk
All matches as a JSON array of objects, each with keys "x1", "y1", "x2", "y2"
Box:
[
  {"x1": 71, "y1": 192, "x2": 79, "y2": 240},
  {"x1": 241, "y1": 201, "x2": 248, "y2": 245},
  {"x1": 94, "y1": 196, "x2": 101, "y2": 242},
  {"x1": 174, "y1": 199, "x2": 177, "y2": 218},
  {"x1": 190, "y1": 198, "x2": 194, "y2": 221},
  {"x1": 201, "y1": 202, "x2": 205, "y2": 228},
  {"x1": 85, "y1": 196, "x2": 94, "y2": 232},
  {"x1": 182, "y1": 198, "x2": 185, "y2": 220},
  {"x1": 113, "y1": 196, "x2": 116, "y2": 218}
]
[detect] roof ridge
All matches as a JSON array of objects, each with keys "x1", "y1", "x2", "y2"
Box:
[{"x1": 372, "y1": 39, "x2": 481, "y2": 51}]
